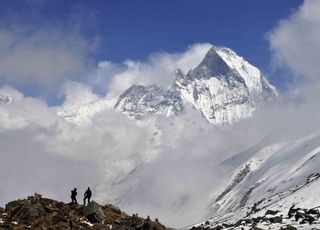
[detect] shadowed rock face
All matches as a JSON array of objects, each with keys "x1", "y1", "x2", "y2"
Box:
[
  {"x1": 189, "y1": 47, "x2": 233, "y2": 79},
  {"x1": 0, "y1": 194, "x2": 169, "y2": 230},
  {"x1": 0, "y1": 94, "x2": 11, "y2": 104},
  {"x1": 115, "y1": 84, "x2": 184, "y2": 118}
]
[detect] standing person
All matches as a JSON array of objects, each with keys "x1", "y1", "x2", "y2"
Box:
[
  {"x1": 71, "y1": 188, "x2": 78, "y2": 204},
  {"x1": 83, "y1": 187, "x2": 92, "y2": 205}
]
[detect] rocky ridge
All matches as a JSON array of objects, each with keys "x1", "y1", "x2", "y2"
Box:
[{"x1": 0, "y1": 194, "x2": 169, "y2": 230}]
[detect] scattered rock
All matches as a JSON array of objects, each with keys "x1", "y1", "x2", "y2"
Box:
[
  {"x1": 200, "y1": 205, "x2": 320, "y2": 230},
  {"x1": 288, "y1": 204, "x2": 300, "y2": 218}
]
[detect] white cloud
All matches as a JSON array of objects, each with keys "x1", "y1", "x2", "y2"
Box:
[
  {"x1": 90, "y1": 61, "x2": 122, "y2": 95},
  {"x1": 268, "y1": 0, "x2": 320, "y2": 82},
  {"x1": 0, "y1": 86, "x2": 56, "y2": 129},
  {"x1": 60, "y1": 81, "x2": 100, "y2": 109},
  {"x1": 105, "y1": 43, "x2": 212, "y2": 97},
  {"x1": 0, "y1": 86, "x2": 153, "y2": 210},
  {"x1": 0, "y1": 25, "x2": 92, "y2": 88}
]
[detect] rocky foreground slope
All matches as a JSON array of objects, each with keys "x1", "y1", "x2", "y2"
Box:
[{"x1": 0, "y1": 194, "x2": 169, "y2": 230}]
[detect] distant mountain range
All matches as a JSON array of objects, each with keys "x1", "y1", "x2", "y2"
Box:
[{"x1": 54, "y1": 45, "x2": 278, "y2": 125}]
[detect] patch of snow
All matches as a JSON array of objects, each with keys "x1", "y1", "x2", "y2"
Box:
[{"x1": 81, "y1": 220, "x2": 94, "y2": 227}]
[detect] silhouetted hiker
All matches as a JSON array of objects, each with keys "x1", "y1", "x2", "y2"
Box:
[
  {"x1": 71, "y1": 188, "x2": 78, "y2": 204},
  {"x1": 83, "y1": 187, "x2": 92, "y2": 205}
]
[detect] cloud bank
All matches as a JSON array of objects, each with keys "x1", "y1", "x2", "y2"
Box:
[
  {"x1": 268, "y1": 0, "x2": 320, "y2": 82},
  {"x1": 0, "y1": 25, "x2": 92, "y2": 88}
]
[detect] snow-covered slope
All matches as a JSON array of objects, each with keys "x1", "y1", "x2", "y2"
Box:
[
  {"x1": 57, "y1": 97, "x2": 116, "y2": 125},
  {"x1": 115, "y1": 46, "x2": 277, "y2": 125},
  {"x1": 216, "y1": 47, "x2": 277, "y2": 101},
  {"x1": 184, "y1": 133, "x2": 320, "y2": 229}
]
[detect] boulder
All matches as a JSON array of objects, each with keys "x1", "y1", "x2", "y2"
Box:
[
  {"x1": 304, "y1": 214, "x2": 316, "y2": 224},
  {"x1": 265, "y1": 210, "x2": 280, "y2": 216},
  {"x1": 11, "y1": 203, "x2": 45, "y2": 224},
  {"x1": 135, "y1": 218, "x2": 166, "y2": 230},
  {"x1": 295, "y1": 212, "x2": 305, "y2": 222},
  {"x1": 212, "y1": 225, "x2": 223, "y2": 230},
  {"x1": 252, "y1": 216, "x2": 268, "y2": 224},
  {"x1": 269, "y1": 215, "x2": 282, "y2": 224},
  {"x1": 307, "y1": 208, "x2": 319, "y2": 215},
  {"x1": 288, "y1": 204, "x2": 300, "y2": 218},
  {"x1": 83, "y1": 201, "x2": 105, "y2": 224},
  {"x1": 5, "y1": 200, "x2": 27, "y2": 213}
]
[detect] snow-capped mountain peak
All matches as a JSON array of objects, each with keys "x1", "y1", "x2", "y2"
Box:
[
  {"x1": 115, "y1": 45, "x2": 277, "y2": 124},
  {"x1": 188, "y1": 47, "x2": 234, "y2": 79}
]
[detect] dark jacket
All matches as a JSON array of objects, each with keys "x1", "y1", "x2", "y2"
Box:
[
  {"x1": 71, "y1": 190, "x2": 77, "y2": 198},
  {"x1": 84, "y1": 189, "x2": 92, "y2": 198}
]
